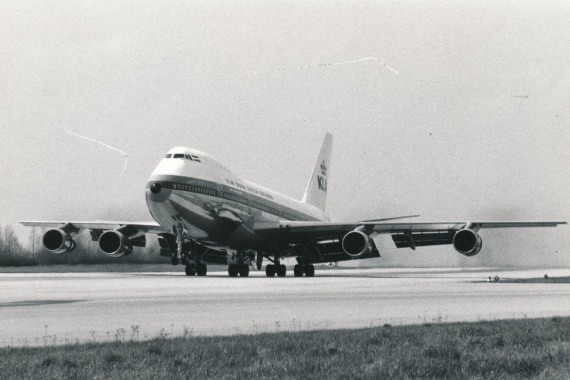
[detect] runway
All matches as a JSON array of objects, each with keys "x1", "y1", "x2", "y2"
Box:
[{"x1": 1, "y1": 267, "x2": 570, "y2": 346}]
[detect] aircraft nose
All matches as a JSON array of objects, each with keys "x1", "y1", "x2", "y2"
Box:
[{"x1": 146, "y1": 181, "x2": 171, "y2": 203}]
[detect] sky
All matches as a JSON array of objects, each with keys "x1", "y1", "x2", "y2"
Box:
[{"x1": 1, "y1": 0, "x2": 569, "y2": 266}]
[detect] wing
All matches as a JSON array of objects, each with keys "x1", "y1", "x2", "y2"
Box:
[
  {"x1": 255, "y1": 220, "x2": 566, "y2": 238},
  {"x1": 20, "y1": 220, "x2": 169, "y2": 256},
  {"x1": 19, "y1": 220, "x2": 231, "y2": 264},
  {"x1": 255, "y1": 220, "x2": 566, "y2": 263},
  {"x1": 20, "y1": 221, "x2": 167, "y2": 234}
]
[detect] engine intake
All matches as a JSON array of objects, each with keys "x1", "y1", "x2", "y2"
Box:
[
  {"x1": 342, "y1": 230, "x2": 372, "y2": 257},
  {"x1": 453, "y1": 229, "x2": 483, "y2": 256},
  {"x1": 42, "y1": 229, "x2": 75, "y2": 254},
  {"x1": 98, "y1": 231, "x2": 133, "y2": 257}
]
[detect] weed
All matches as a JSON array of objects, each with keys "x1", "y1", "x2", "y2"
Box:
[
  {"x1": 130, "y1": 325, "x2": 140, "y2": 341},
  {"x1": 62, "y1": 359, "x2": 77, "y2": 368},
  {"x1": 104, "y1": 352, "x2": 123, "y2": 364},
  {"x1": 324, "y1": 342, "x2": 338, "y2": 355},
  {"x1": 114, "y1": 328, "x2": 126, "y2": 343},
  {"x1": 148, "y1": 345, "x2": 162, "y2": 355},
  {"x1": 41, "y1": 357, "x2": 56, "y2": 367}
]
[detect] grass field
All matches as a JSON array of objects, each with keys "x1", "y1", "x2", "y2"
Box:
[{"x1": 1, "y1": 317, "x2": 569, "y2": 379}]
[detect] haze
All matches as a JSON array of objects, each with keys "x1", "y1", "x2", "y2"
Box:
[{"x1": 1, "y1": 0, "x2": 569, "y2": 266}]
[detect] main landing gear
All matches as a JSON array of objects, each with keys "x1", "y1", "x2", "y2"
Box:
[
  {"x1": 186, "y1": 263, "x2": 207, "y2": 277},
  {"x1": 227, "y1": 250, "x2": 251, "y2": 277},
  {"x1": 293, "y1": 264, "x2": 315, "y2": 277},
  {"x1": 265, "y1": 263, "x2": 286, "y2": 277},
  {"x1": 228, "y1": 263, "x2": 250, "y2": 277},
  {"x1": 265, "y1": 256, "x2": 287, "y2": 277}
]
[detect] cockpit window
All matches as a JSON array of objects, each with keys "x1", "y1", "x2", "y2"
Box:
[
  {"x1": 165, "y1": 154, "x2": 172, "y2": 158},
  {"x1": 173, "y1": 154, "x2": 185, "y2": 158}
]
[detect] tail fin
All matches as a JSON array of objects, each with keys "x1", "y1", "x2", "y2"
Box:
[{"x1": 301, "y1": 133, "x2": 333, "y2": 211}]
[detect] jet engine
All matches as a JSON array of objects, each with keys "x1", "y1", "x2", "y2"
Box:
[
  {"x1": 98, "y1": 231, "x2": 133, "y2": 257},
  {"x1": 42, "y1": 228, "x2": 75, "y2": 254},
  {"x1": 452, "y1": 229, "x2": 483, "y2": 256},
  {"x1": 342, "y1": 230, "x2": 373, "y2": 257}
]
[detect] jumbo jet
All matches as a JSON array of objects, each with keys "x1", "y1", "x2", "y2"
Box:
[{"x1": 22, "y1": 133, "x2": 565, "y2": 277}]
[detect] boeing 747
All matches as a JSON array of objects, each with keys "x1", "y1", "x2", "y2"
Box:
[{"x1": 22, "y1": 133, "x2": 566, "y2": 277}]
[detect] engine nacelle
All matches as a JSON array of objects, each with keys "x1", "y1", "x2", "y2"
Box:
[
  {"x1": 98, "y1": 231, "x2": 132, "y2": 257},
  {"x1": 342, "y1": 230, "x2": 372, "y2": 257},
  {"x1": 452, "y1": 229, "x2": 483, "y2": 256},
  {"x1": 42, "y1": 228, "x2": 75, "y2": 254}
]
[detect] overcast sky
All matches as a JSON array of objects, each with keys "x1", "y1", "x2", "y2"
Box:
[{"x1": 2, "y1": 0, "x2": 569, "y2": 266}]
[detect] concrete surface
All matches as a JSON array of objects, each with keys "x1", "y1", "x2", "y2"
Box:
[{"x1": 1, "y1": 267, "x2": 569, "y2": 346}]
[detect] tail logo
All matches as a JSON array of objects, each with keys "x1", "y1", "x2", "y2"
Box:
[
  {"x1": 320, "y1": 161, "x2": 327, "y2": 176},
  {"x1": 318, "y1": 161, "x2": 328, "y2": 192}
]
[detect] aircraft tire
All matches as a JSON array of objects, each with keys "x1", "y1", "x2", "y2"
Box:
[
  {"x1": 304, "y1": 265, "x2": 315, "y2": 277},
  {"x1": 293, "y1": 264, "x2": 303, "y2": 277},
  {"x1": 171, "y1": 256, "x2": 179, "y2": 266},
  {"x1": 185, "y1": 263, "x2": 196, "y2": 276},
  {"x1": 197, "y1": 264, "x2": 207, "y2": 276},
  {"x1": 239, "y1": 264, "x2": 250, "y2": 277},
  {"x1": 265, "y1": 264, "x2": 276, "y2": 277},
  {"x1": 277, "y1": 264, "x2": 286, "y2": 277},
  {"x1": 228, "y1": 264, "x2": 239, "y2": 277}
]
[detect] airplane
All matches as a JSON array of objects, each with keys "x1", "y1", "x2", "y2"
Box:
[{"x1": 22, "y1": 133, "x2": 566, "y2": 277}]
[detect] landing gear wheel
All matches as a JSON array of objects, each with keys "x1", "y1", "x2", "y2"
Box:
[
  {"x1": 171, "y1": 255, "x2": 179, "y2": 266},
  {"x1": 181, "y1": 255, "x2": 189, "y2": 265},
  {"x1": 293, "y1": 264, "x2": 303, "y2": 277},
  {"x1": 185, "y1": 263, "x2": 196, "y2": 276},
  {"x1": 196, "y1": 263, "x2": 207, "y2": 276},
  {"x1": 239, "y1": 264, "x2": 250, "y2": 277},
  {"x1": 304, "y1": 264, "x2": 315, "y2": 277},
  {"x1": 277, "y1": 264, "x2": 286, "y2": 277},
  {"x1": 265, "y1": 264, "x2": 276, "y2": 277},
  {"x1": 228, "y1": 264, "x2": 239, "y2": 277}
]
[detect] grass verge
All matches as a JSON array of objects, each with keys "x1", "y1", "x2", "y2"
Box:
[{"x1": 1, "y1": 317, "x2": 570, "y2": 379}]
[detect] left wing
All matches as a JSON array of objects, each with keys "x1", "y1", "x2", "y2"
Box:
[{"x1": 255, "y1": 220, "x2": 566, "y2": 263}]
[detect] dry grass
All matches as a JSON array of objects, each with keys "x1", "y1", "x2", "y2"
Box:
[{"x1": 1, "y1": 317, "x2": 570, "y2": 379}]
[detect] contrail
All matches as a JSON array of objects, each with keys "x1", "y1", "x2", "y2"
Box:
[
  {"x1": 226, "y1": 56, "x2": 400, "y2": 79},
  {"x1": 65, "y1": 129, "x2": 130, "y2": 176},
  {"x1": 286, "y1": 57, "x2": 400, "y2": 75}
]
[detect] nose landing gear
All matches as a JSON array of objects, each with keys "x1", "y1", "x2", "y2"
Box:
[{"x1": 171, "y1": 226, "x2": 209, "y2": 277}]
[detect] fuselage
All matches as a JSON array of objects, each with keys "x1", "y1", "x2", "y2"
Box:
[{"x1": 145, "y1": 147, "x2": 329, "y2": 251}]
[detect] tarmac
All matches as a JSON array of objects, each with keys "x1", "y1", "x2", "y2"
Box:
[{"x1": 1, "y1": 267, "x2": 570, "y2": 346}]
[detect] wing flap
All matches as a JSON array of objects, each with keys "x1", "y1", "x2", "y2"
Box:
[{"x1": 392, "y1": 231, "x2": 454, "y2": 249}]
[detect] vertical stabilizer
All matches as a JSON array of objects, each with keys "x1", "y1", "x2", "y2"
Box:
[{"x1": 301, "y1": 133, "x2": 333, "y2": 211}]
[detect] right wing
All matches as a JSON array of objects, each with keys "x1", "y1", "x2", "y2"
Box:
[
  {"x1": 20, "y1": 220, "x2": 230, "y2": 264},
  {"x1": 20, "y1": 221, "x2": 167, "y2": 234},
  {"x1": 20, "y1": 220, "x2": 169, "y2": 257}
]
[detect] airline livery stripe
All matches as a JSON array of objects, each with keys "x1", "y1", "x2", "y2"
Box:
[{"x1": 148, "y1": 175, "x2": 319, "y2": 221}]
